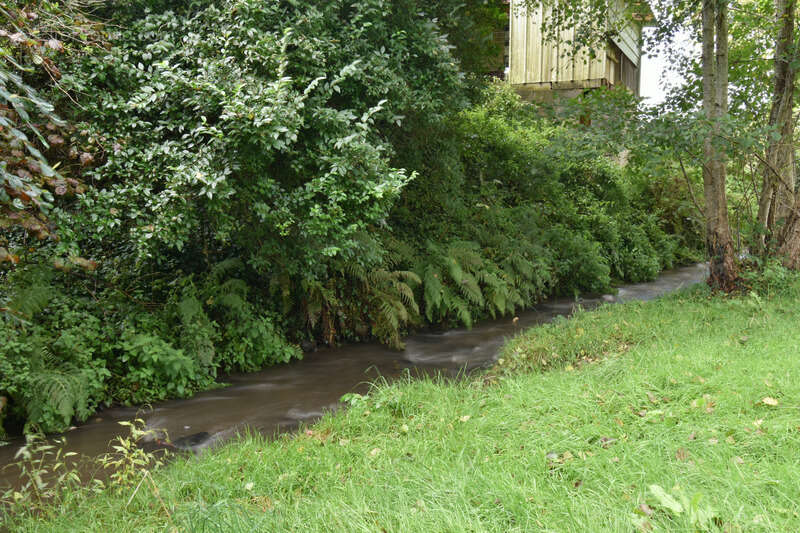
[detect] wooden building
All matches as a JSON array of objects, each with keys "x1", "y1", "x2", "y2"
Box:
[{"x1": 504, "y1": 0, "x2": 654, "y2": 101}]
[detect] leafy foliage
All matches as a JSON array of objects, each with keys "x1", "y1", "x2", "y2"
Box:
[
  {"x1": 0, "y1": 0, "x2": 103, "y2": 243},
  {"x1": 392, "y1": 84, "x2": 693, "y2": 328},
  {"x1": 60, "y1": 0, "x2": 463, "y2": 276},
  {"x1": 0, "y1": 262, "x2": 299, "y2": 433},
  {"x1": 0, "y1": 1, "x2": 702, "y2": 437}
]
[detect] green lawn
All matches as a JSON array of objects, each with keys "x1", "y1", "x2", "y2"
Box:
[{"x1": 6, "y1": 283, "x2": 800, "y2": 532}]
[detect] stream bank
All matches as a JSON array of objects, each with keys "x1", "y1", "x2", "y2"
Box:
[{"x1": 0, "y1": 263, "x2": 707, "y2": 489}]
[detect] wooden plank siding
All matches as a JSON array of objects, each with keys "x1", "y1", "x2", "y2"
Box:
[{"x1": 508, "y1": 0, "x2": 644, "y2": 97}]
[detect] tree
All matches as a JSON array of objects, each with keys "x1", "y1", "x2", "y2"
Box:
[
  {"x1": 763, "y1": 0, "x2": 800, "y2": 267},
  {"x1": 755, "y1": 0, "x2": 796, "y2": 246},
  {"x1": 700, "y1": 0, "x2": 737, "y2": 287},
  {"x1": 516, "y1": 0, "x2": 740, "y2": 286}
]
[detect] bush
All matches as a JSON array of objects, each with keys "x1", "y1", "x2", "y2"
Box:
[
  {"x1": 390, "y1": 83, "x2": 694, "y2": 318},
  {"x1": 740, "y1": 257, "x2": 800, "y2": 297},
  {"x1": 0, "y1": 262, "x2": 300, "y2": 434}
]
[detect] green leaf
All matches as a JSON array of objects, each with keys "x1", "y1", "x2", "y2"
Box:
[{"x1": 649, "y1": 485, "x2": 683, "y2": 515}]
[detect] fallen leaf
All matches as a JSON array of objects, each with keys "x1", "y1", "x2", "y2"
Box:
[
  {"x1": 762, "y1": 397, "x2": 779, "y2": 407},
  {"x1": 244, "y1": 482, "x2": 254, "y2": 491},
  {"x1": 599, "y1": 436, "x2": 616, "y2": 448},
  {"x1": 369, "y1": 447, "x2": 381, "y2": 457},
  {"x1": 647, "y1": 392, "x2": 658, "y2": 404},
  {"x1": 47, "y1": 134, "x2": 65, "y2": 146},
  {"x1": 46, "y1": 38, "x2": 63, "y2": 52},
  {"x1": 459, "y1": 415, "x2": 471, "y2": 423},
  {"x1": 675, "y1": 448, "x2": 690, "y2": 461}
]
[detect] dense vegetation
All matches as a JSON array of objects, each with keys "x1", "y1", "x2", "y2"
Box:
[
  {"x1": 6, "y1": 273, "x2": 800, "y2": 531},
  {"x1": 0, "y1": 0, "x2": 701, "y2": 437}
]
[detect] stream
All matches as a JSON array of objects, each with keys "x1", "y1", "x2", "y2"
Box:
[{"x1": 0, "y1": 263, "x2": 707, "y2": 488}]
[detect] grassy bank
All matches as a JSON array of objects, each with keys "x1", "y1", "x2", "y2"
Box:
[{"x1": 5, "y1": 281, "x2": 800, "y2": 531}]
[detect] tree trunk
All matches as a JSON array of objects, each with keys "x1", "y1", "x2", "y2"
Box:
[
  {"x1": 702, "y1": 0, "x2": 737, "y2": 288},
  {"x1": 757, "y1": 0, "x2": 797, "y2": 253},
  {"x1": 770, "y1": 0, "x2": 800, "y2": 267}
]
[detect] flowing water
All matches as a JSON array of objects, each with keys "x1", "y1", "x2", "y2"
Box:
[{"x1": 0, "y1": 263, "x2": 707, "y2": 488}]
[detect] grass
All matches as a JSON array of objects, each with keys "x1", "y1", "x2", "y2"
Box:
[{"x1": 5, "y1": 282, "x2": 800, "y2": 532}]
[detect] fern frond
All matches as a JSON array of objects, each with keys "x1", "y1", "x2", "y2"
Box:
[
  {"x1": 177, "y1": 296, "x2": 204, "y2": 324},
  {"x1": 447, "y1": 256, "x2": 465, "y2": 285},
  {"x1": 393, "y1": 281, "x2": 419, "y2": 315},
  {"x1": 446, "y1": 292, "x2": 472, "y2": 329},
  {"x1": 510, "y1": 253, "x2": 536, "y2": 280},
  {"x1": 487, "y1": 286, "x2": 507, "y2": 317},
  {"x1": 217, "y1": 293, "x2": 247, "y2": 314},
  {"x1": 210, "y1": 258, "x2": 244, "y2": 281},
  {"x1": 422, "y1": 265, "x2": 443, "y2": 322},
  {"x1": 219, "y1": 278, "x2": 248, "y2": 297},
  {"x1": 393, "y1": 270, "x2": 421, "y2": 286},
  {"x1": 9, "y1": 284, "x2": 52, "y2": 318},
  {"x1": 457, "y1": 273, "x2": 484, "y2": 307},
  {"x1": 344, "y1": 262, "x2": 368, "y2": 284},
  {"x1": 382, "y1": 237, "x2": 416, "y2": 269},
  {"x1": 25, "y1": 362, "x2": 90, "y2": 430},
  {"x1": 448, "y1": 241, "x2": 483, "y2": 272}
]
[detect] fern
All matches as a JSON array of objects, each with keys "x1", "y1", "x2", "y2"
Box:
[
  {"x1": 358, "y1": 268, "x2": 421, "y2": 349},
  {"x1": 444, "y1": 287, "x2": 473, "y2": 328},
  {"x1": 23, "y1": 346, "x2": 92, "y2": 433},
  {"x1": 457, "y1": 273, "x2": 484, "y2": 307},
  {"x1": 382, "y1": 236, "x2": 417, "y2": 269},
  {"x1": 415, "y1": 239, "x2": 549, "y2": 327},
  {"x1": 26, "y1": 368, "x2": 88, "y2": 428},
  {"x1": 422, "y1": 264, "x2": 444, "y2": 322},
  {"x1": 176, "y1": 295, "x2": 217, "y2": 369},
  {"x1": 209, "y1": 258, "x2": 245, "y2": 282},
  {"x1": 177, "y1": 295, "x2": 204, "y2": 323},
  {"x1": 8, "y1": 284, "x2": 52, "y2": 319}
]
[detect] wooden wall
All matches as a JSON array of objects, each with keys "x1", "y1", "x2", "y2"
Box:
[{"x1": 508, "y1": 0, "x2": 643, "y2": 96}]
